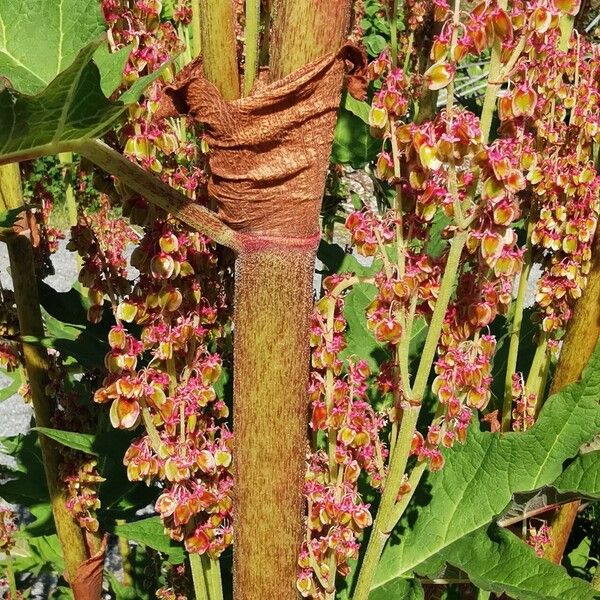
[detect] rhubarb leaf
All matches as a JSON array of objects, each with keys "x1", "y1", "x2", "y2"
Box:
[{"x1": 372, "y1": 343, "x2": 600, "y2": 591}]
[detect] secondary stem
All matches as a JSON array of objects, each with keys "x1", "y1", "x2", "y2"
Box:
[
  {"x1": 502, "y1": 225, "x2": 533, "y2": 432},
  {"x1": 72, "y1": 140, "x2": 239, "y2": 251},
  {"x1": 243, "y1": 0, "x2": 261, "y2": 95},
  {"x1": 479, "y1": 0, "x2": 507, "y2": 144},
  {"x1": 353, "y1": 231, "x2": 467, "y2": 599},
  {"x1": 0, "y1": 164, "x2": 91, "y2": 588},
  {"x1": 189, "y1": 552, "x2": 209, "y2": 600},
  {"x1": 5, "y1": 552, "x2": 17, "y2": 600}
]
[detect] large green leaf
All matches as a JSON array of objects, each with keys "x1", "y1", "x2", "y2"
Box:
[
  {"x1": 0, "y1": 432, "x2": 49, "y2": 504},
  {"x1": 367, "y1": 578, "x2": 424, "y2": 600},
  {"x1": 0, "y1": 0, "x2": 105, "y2": 94},
  {"x1": 441, "y1": 525, "x2": 599, "y2": 600},
  {"x1": 114, "y1": 516, "x2": 185, "y2": 564},
  {"x1": 0, "y1": 40, "x2": 124, "y2": 163},
  {"x1": 553, "y1": 451, "x2": 600, "y2": 500},
  {"x1": 0, "y1": 0, "x2": 171, "y2": 164},
  {"x1": 372, "y1": 343, "x2": 600, "y2": 591},
  {"x1": 6, "y1": 533, "x2": 64, "y2": 576}
]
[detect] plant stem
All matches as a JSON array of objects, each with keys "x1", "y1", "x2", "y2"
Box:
[
  {"x1": 389, "y1": 0, "x2": 399, "y2": 67},
  {"x1": 220, "y1": 3, "x2": 351, "y2": 598},
  {"x1": 479, "y1": 0, "x2": 507, "y2": 144},
  {"x1": 197, "y1": 0, "x2": 240, "y2": 100},
  {"x1": 189, "y1": 552, "x2": 209, "y2": 600},
  {"x1": 202, "y1": 554, "x2": 224, "y2": 600},
  {"x1": 0, "y1": 164, "x2": 91, "y2": 587},
  {"x1": 58, "y1": 152, "x2": 78, "y2": 228},
  {"x1": 525, "y1": 333, "x2": 548, "y2": 405},
  {"x1": 412, "y1": 231, "x2": 468, "y2": 401},
  {"x1": 542, "y1": 233, "x2": 600, "y2": 564},
  {"x1": 243, "y1": 0, "x2": 261, "y2": 95},
  {"x1": 115, "y1": 520, "x2": 133, "y2": 587},
  {"x1": 502, "y1": 227, "x2": 533, "y2": 432},
  {"x1": 233, "y1": 245, "x2": 316, "y2": 598},
  {"x1": 72, "y1": 140, "x2": 240, "y2": 251},
  {"x1": 191, "y1": 0, "x2": 202, "y2": 58},
  {"x1": 353, "y1": 231, "x2": 467, "y2": 599},
  {"x1": 5, "y1": 551, "x2": 17, "y2": 600},
  {"x1": 269, "y1": 0, "x2": 351, "y2": 81}
]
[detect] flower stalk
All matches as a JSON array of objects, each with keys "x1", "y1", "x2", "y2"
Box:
[
  {"x1": 0, "y1": 164, "x2": 92, "y2": 590},
  {"x1": 353, "y1": 230, "x2": 467, "y2": 599}
]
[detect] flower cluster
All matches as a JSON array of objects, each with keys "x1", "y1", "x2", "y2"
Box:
[
  {"x1": 0, "y1": 289, "x2": 21, "y2": 372},
  {"x1": 45, "y1": 353, "x2": 105, "y2": 533},
  {"x1": 93, "y1": 221, "x2": 232, "y2": 558},
  {"x1": 0, "y1": 503, "x2": 17, "y2": 552},
  {"x1": 527, "y1": 520, "x2": 551, "y2": 557},
  {"x1": 68, "y1": 196, "x2": 137, "y2": 323},
  {"x1": 494, "y1": 32, "x2": 600, "y2": 336},
  {"x1": 510, "y1": 372, "x2": 537, "y2": 431},
  {"x1": 299, "y1": 276, "x2": 388, "y2": 598}
]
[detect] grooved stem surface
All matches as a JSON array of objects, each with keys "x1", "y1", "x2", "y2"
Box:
[{"x1": 233, "y1": 247, "x2": 316, "y2": 599}]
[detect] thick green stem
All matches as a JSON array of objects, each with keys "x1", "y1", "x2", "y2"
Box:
[
  {"x1": 479, "y1": 0, "x2": 507, "y2": 144},
  {"x1": 198, "y1": 0, "x2": 239, "y2": 100},
  {"x1": 215, "y1": 4, "x2": 351, "y2": 598},
  {"x1": 233, "y1": 245, "x2": 316, "y2": 599},
  {"x1": 189, "y1": 552, "x2": 209, "y2": 600},
  {"x1": 203, "y1": 554, "x2": 223, "y2": 600},
  {"x1": 502, "y1": 231, "x2": 533, "y2": 432},
  {"x1": 58, "y1": 152, "x2": 78, "y2": 228},
  {"x1": 191, "y1": 0, "x2": 202, "y2": 58},
  {"x1": 5, "y1": 552, "x2": 17, "y2": 600},
  {"x1": 269, "y1": 0, "x2": 351, "y2": 80},
  {"x1": 243, "y1": 0, "x2": 261, "y2": 95},
  {"x1": 0, "y1": 164, "x2": 91, "y2": 588},
  {"x1": 353, "y1": 232, "x2": 467, "y2": 599},
  {"x1": 525, "y1": 333, "x2": 549, "y2": 405}
]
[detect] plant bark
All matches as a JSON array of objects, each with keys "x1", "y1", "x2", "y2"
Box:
[
  {"x1": 194, "y1": 1, "x2": 352, "y2": 597},
  {"x1": 542, "y1": 232, "x2": 600, "y2": 564},
  {"x1": 0, "y1": 164, "x2": 95, "y2": 594}
]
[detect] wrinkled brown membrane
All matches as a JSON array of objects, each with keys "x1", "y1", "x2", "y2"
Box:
[
  {"x1": 69, "y1": 535, "x2": 107, "y2": 600},
  {"x1": 156, "y1": 45, "x2": 367, "y2": 241}
]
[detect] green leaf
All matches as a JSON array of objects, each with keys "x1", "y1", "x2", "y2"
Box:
[
  {"x1": 368, "y1": 578, "x2": 424, "y2": 600},
  {"x1": 114, "y1": 516, "x2": 185, "y2": 564},
  {"x1": 0, "y1": 40, "x2": 125, "y2": 163},
  {"x1": 318, "y1": 241, "x2": 380, "y2": 278},
  {"x1": 93, "y1": 42, "x2": 131, "y2": 97},
  {"x1": 0, "y1": 432, "x2": 49, "y2": 504},
  {"x1": 331, "y1": 105, "x2": 379, "y2": 168},
  {"x1": 372, "y1": 343, "x2": 600, "y2": 590},
  {"x1": 0, "y1": 0, "x2": 105, "y2": 95},
  {"x1": 0, "y1": 0, "x2": 172, "y2": 165},
  {"x1": 363, "y1": 34, "x2": 387, "y2": 57},
  {"x1": 343, "y1": 92, "x2": 370, "y2": 124},
  {"x1": 33, "y1": 427, "x2": 97, "y2": 455},
  {"x1": 342, "y1": 282, "x2": 390, "y2": 369},
  {"x1": 0, "y1": 206, "x2": 24, "y2": 227},
  {"x1": 553, "y1": 451, "x2": 600, "y2": 500},
  {"x1": 7, "y1": 534, "x2": 64, "y2": 576},
  {"x1": 0, "y1": 368, "x2": 23, "y2": 401},
  {"x1": 441, "y1": 525, "x2": 599, "y2": 600}
]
